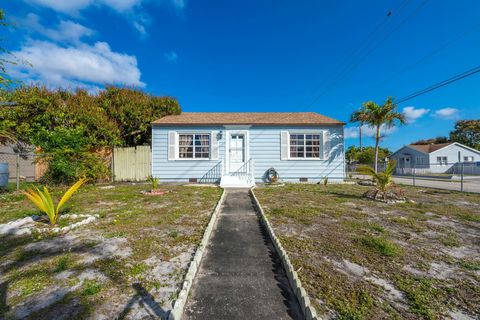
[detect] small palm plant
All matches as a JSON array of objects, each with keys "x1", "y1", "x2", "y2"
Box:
[
  {"x1": 357, "y1": 160, "x2": 397, "y2": 201},
  {"x1": 147, "y1": 175, "x2": 159, "y2": 190},
  {"x1": 22, "y1": 178, "x2": 87, "y2": 225}
]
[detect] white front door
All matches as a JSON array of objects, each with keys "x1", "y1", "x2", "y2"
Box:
[{"x1": 229, "y1": 134, "x2": 245, "y2": 172}]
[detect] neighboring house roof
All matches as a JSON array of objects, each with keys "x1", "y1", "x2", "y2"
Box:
[
  {"x1": 152, "y1": 112, "x2": 345, "y2": 126},
  {"x1": 391, "y1": 142, "x2": 480, "y2": 157},
  {"x1": 408, "y1": 142, "x2": 454, "y2": 154}
]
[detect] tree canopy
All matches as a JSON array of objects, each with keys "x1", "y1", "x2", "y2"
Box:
[
  {"x1": 449, "y1": 120, "x2": 480, "y2": 150},
  {"x1": 0, "y1": 85, "x2": 181, "y2": 183},
  {"x1": 411, "y1": 136, "x2": 450, "y2": 145},
  {"x1": 350, "y1": 97, "x2": 405, "y2": 172},
  {"x1": 346, "y1": 146, "x2": 391, "y2": 164}
]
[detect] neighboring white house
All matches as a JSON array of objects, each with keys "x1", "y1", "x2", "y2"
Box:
[
  {"x1": 151, "y1": 112, "x2": 345, "y2": 187},
  {"x1": 390, "y1": 142, "x2": 480, "y2": 174}
]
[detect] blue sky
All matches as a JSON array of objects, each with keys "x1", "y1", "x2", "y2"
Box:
[{"x1": 2, "y1": 0, "x2": 480, "y2": 150}]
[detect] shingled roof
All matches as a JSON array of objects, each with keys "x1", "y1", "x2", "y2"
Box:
[
  {"x1": 152, "y1": 112, "x2": 344, "y2": 126},
  {"x1": 408, "y1": 142, "x2": 453, "y2": 153}
]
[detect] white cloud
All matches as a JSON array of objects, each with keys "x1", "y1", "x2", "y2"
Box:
[
  {"x1": 26, "y1": 0, "x2": 186, "y2": 35},
  {"x1": 344, "y1": 127, "x2": 359, "y2": 139},
  {"x1": 434, "y1": 107, "x2": 459, "y2": 120},
  {"x1": 402, "y1": 106, "x2": 429, "y2": 123},
  {"x1": 26, "y1": 0, "x2": 92, "y2": 15},
  {"x1": 23, "y1": 13, "x2": 94, "y2": 44},
  {"x1": 10, "y1": 40, "x2": 145, "y2": 88},
  {"x1": 26, "y1": 0, "x2": 141, "y2": 14},
  {"x1": 344, "y1": 125, "x2": 396, "y2": 140},
  {"x1": 27, "y1": 0, "x2": 186, "y2": 14},
  {"x1": 164, "y1": 51, "x2": 178, "y2": 63},
  {"x1": 133, "y1": 21, "x2": 147, "y2": 35}
]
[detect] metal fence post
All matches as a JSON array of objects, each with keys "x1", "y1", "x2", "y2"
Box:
[
  {"x1": 413, "y1": 168, "x2": 416, "y2": 186},
  {"x1": 460, "y1": 162, "x2": 464, "y2": 192},
  {"x1": 16, "y1": 154, "x2": 20, "y2": 192}
]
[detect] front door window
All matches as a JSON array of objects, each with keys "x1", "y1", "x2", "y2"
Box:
[{"x1": 229, "y1": 134, "x2": 245, "y2": 172}]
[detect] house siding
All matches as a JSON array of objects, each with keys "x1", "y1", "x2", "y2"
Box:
[
  {"x1": 249, "y1": 126, "x2": 344, "y2": 182},
  {"x1": 151, "y1": 126, "x2": 225, "y2": 182},
  {"x1": 391, "y1": 143, "x2": 480, "y2": 174},
  {"x1": 390, "y1": 146, "x2": 430, "y2": 170},
  {"x1": 429, "y1": 144, "x2": 480, "y2": 173},
  {"x1": 152, "y1": 125, "x2": 345, "y2": 182}
]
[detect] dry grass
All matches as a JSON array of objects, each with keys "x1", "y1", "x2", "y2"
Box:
[
  {"x1": 255, "y1": 183, "x2": 480, "y2": 320},
  {"x1": 0, "y1": 183, "x2": 222, "y2": 319}
]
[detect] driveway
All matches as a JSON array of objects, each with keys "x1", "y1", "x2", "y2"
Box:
[{"x1": 184, "y1": 188, "x2": 303, "y2": 320}]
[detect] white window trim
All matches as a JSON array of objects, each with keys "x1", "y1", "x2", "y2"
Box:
[
  {"x1": 175, "y1": 131, "x2": 212, "y2": 161},
  {"x1": 287, "y1": 131, "x2": 325, "y2": 161},
  {"x1": 436, "y1": 156, "x2": 448, "y2": 165}
]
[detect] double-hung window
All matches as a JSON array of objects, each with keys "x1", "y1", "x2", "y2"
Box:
[
  {"x1": 178, "y1": 134, "x2": 210, "y2": 159},
  {"x1": 289, "y1": 133, "x2": 321, "y2": 159},
  {"x1": 415, "y1": 156, "x2": 428, "y2": 165},
  {"x1": 464, "y1": 156, "x2": 474, "y2": 162},
  {"x1": 436, "y1": 156, "x2": 447, "y2": 165}
]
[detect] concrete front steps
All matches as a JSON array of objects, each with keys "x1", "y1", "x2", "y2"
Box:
[{"x1": 219, "y1": 174, "x2": 255, "y2": 188}]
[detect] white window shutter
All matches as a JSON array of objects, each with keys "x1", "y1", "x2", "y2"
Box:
[
  {"x1": 280, "y1": 131, "x2": 289, "y2": 160},
  {"x1": 211, "y1": 131, "x2": 219, "y2": 160},
  {"x1": 323, "y1": 130, "x2": 330, "y2": 160},
  {"x1": 168, "y1": 131, "x2": 176, "y2": 160}
]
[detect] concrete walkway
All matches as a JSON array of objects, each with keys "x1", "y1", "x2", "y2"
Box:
[{"x1": 184, "y1": 189, "x2": 303, "y2": 320}]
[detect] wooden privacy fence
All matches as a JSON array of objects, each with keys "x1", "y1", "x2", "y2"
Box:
[{"x1": 113, "y1": 146, "x2": 151, "y2": 181}]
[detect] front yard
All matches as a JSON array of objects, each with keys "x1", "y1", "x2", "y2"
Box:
[
  {"x1": 0, "y1": 183, "x2": 222, "y2": 319},
  {"x1": 254, "y1": 184, "x2": 480, "y2": 320}
]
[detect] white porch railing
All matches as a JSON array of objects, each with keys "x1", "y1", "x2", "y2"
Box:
[{"x1": 231, "y1": 158, "x2": 254, "y2": 177}]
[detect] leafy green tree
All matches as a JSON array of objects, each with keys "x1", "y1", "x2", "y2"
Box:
[
  {"x1": 412, "y1": 136, "x2": 449, "y2": 145},
  {"x1": 350, "y1": 97, "x2": 405, "y2": 172},
  {"x1": 346, "y1": 146, "x2": 391, "y2": 164},
  {"x1": 98, "y1": 86, "x2": 181, "y2": 146},
  {"x1": 449, "y1": 120, "x2": 480, "y2": 150},
  {"x1": 0, "y1": 85, "x2": 181, "y2": 183},
  {"x1": 0, "y1": 9, "x2": 23, "y2": 88},
  {"x1": 0, "y1": 118, "x2": 15, "y2": 145}
]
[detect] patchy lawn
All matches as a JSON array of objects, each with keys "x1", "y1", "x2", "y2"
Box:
[
  {"x1": 254, "y1": 183, "x2": 480, "y2": 320},
  {"x1": 0, "y1": 183, "x2": 222, "y2": 319}
]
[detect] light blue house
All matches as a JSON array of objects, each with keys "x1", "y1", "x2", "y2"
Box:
[
  {"x1": 390, "y1": 142, "x2": 480, "y2": 174},
  {"x1": 151, "y1": 112, "x2": 345, "y2": 187}
]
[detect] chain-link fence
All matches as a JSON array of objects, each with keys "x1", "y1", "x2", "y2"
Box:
[
  {"x1": 347, "y1": 161, "x2": 480, "y2": 193},
  {"x1": 0, "y1": 152, "x2": 48, "y2": 191}
]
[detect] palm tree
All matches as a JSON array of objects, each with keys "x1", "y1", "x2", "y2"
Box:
[
  {"x1": 357, "y1": 159, "x2": 397, "y2": 201},
  {"x1": 350, "y1": 97, "x2": 405, "y2": 172}
]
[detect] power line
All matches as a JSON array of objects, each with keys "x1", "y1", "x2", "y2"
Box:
[
  {"x1": 294, "y1": 0, "x2": 411, "y2": 111},
  {"x1": 369, "y1": 21, "x2": 480, "y2": 91},
  {"x1": 396, "y1": 65, "x2": 480, "y2": 103},
  {"x1": 301, "y1": 0, "x2": 431, "y2": 112}
]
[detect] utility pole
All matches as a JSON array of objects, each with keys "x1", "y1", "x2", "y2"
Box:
[{"x1": 359, "y1": 124, "x2": 363, "y2": 150}]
